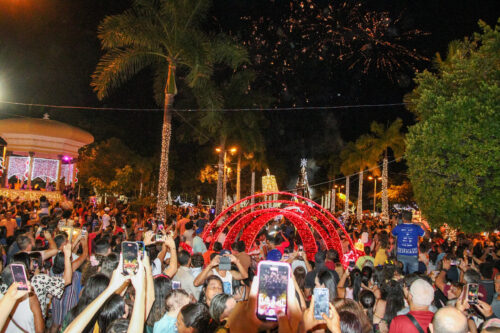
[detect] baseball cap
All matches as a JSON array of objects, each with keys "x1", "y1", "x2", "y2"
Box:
[
  {"x1": 266, "y1": 249, "x2": 282, "y2": 261},
  {"x1": 195, "y1": 227, "x2": 203, "y2": 234}
]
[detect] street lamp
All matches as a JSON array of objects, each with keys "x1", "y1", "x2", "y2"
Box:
[
  {"x1": 368, "y1": 175, "x2": 382, "y2": 215},
  {"x1": 215, "y1": 146, "x2": 238, "y2": 210}
]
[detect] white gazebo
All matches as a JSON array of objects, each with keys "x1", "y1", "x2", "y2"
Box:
[{"x1": 0, "y1": 114, "x2": 94, "y2": 201}]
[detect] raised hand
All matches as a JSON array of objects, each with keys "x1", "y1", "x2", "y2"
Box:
[{"x1": 322, "y1": 303, "x2": 341, "y2": 333}]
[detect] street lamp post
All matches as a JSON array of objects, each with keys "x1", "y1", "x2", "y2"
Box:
[
  {"x1": 215, "y1": 146, "x2": 237, "y2": 211},
  {"x1": 368, "y1": 176, "x2": 382, "y2": 215}
]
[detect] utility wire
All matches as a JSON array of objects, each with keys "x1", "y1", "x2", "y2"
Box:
[{"x1": 0, "y1": 100, "x2": 408, "y2": 112}]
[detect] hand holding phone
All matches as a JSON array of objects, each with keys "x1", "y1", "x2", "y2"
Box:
[
  {"x1": 10, "y1": 264, "x2": 29, "y2": 291},
  {"x1": 122, "y1": 242, "x2": 139, "y2": 275},
  {"x1": 467, "y1": 283, "x2": 479, "y2": 304},
  {"x1": 313, "y1": 288, "x2": 330, "y2": 319},
  {"x1": 219, "y1": 256, "x2": 231, "y2": 271},
  {"x1": 172, "y1": 281, "x2": 181, "y2": 290},
  {"x1": 256, "y1": 261, "x2": 290, "y2": 321}
]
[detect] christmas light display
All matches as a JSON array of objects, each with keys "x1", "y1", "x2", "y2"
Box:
[
  {"x1": 31, "y1": 158, "x2": 58, "y2": 181},
  {"x1": 7, "y1": 156, "x2": 30, "y2": 180},
  {"x1": 382, "y1": 157, "x2": 389, "y2": 222},
  {"x1": 61, "y1": 164, "x2": 75, "y2": 185},
  {"x1": 156, "y1": 95, "x2": 174, "y2": 221},
  {"x1": 344, "y1": 176, "x2": 350, "y2": 216},
  {"x1": 202, "y1": 192, "x2": 358, "y2": 265},
  {"x1": 357, "y1": 170, "x2": 364, "y2": 221}
]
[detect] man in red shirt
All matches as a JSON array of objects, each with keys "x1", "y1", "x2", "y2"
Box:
[{"x1": 389, "y1": 279, "x2": 435, "y2": 333}]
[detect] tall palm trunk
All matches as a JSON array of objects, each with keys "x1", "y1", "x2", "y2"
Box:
[
  {"x1": 215, "y1": 137, "x2": 226, "y2": 215},
  {"x1": 382, "y1": 153, "x2": 389, "y2": 223},
  {"x1": 357, "y1": 169, "x2": 363, "y2": 221},
  {"x1": 156, "y1": 93, "x2": 173, "y2": 220},
  {"x1": 344, "y1": 175, "x2": 350, "y2": 216},
  {"x1": 251, "y1": 169, "x2": 255, "y2": 212}
]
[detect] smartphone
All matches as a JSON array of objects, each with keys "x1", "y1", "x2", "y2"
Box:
[
  {"x1": 172, "y1": 281, "x2": 181, "y2": 290},
  {"x1": 10, "y1": 264, "x2": 29, "y2": 290},
  {"x1": 450, "y1": 259, "x2": 459, "y2": 266},
  {"x1": 348, "y1": 261, "x2": 356, "y2": 271},
  {"x1": 467, "y1": 283, "x2": 479, "y2": 304},
  {"x1": 81, "y1": 227, "x2": 87, "y2": 237},
  {"x1": 298, "y1": 245, "x2": 303, "y2": 251},
  {"x1": 136, "y1": 241, "x2": 145, "y2": 258},
  {"x1": 219, "y1": 256, "x2": 231, "y2": 271},
  {"x1": 256, "y1": 261, "x2": 290, "y2": 322},
  {"x1": 155, "y1": 233, "x2": 163, "y2": 242},
  {"x1": 314, "y1": 288, "x2": 330, "y2": 320},
  {"x1": 122, "y1": 242, "x2": 139, "y2": 275}
]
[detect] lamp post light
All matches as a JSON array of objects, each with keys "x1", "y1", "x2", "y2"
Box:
[
  {"x1": 215, "y1": 146, "x2": 238, "y2": 211},
  {"x1": 368, "y1": 175, "x2": 382, "y2": 215}
]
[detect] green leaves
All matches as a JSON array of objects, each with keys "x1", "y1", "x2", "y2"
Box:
[{"x1": 406, "y1": 20, "x2": 500, "y2": 232}]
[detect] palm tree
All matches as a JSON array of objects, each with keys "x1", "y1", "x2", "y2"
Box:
[
  {"x1": 370, "y1": 119, "x2": 405, "y2": 222},
  {"x1": 340, "y1": 136, "x2": 380, "y2": 221},
  {"x1": 91, "y1": 0, "x2": 247, "y2": 219},
  {"x1": 190, "y1": 69, "x2": 269, "y2": 213}
]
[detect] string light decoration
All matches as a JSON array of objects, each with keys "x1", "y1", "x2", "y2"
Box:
[
  {"x1": 357, "y1": 171, "x2": 364, "y2": 221},
  {"x1": 7, "y1": 156, "x2": 30, "y2": 180},
  {"x1": 202, "y1": 192, "x2": 358, "y2": 265},
  {"x1": 61, "y1": 164, "x2": 74, "y2": 185},
  {"x1": 31, "y1": 158, "x2": 58, "y2": 181},
  {"x1": 344, "y1": 176, "x2": 350, "y2": 216},
  {"x1": 156, "y1": 104, "x2": 173, "y2": 221},
  {"x1": 262, "y1": 168, "x2": 278, "y2": 193},
  {"x1": 382, "y1": 157, "x2": 389, "y2": 222}
]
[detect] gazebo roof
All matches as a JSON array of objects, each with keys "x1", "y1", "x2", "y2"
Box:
[{"x1": 0, "y1": 116, "x2": 94, "y2": 158}]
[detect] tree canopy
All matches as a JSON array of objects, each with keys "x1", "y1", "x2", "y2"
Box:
[{"x1": 406, "y1": 19, "x2": 500, "y2": 231}]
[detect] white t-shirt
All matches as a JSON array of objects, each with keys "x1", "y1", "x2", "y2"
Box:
[
  {"x1": 0, "y1": 294, "x2": 35, "y2": 333},
  {"x1": 212, "y1": 268, "x2": 233, "y2": 295}
]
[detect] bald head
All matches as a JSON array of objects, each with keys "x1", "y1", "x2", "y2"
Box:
[{"x1": 432, "y1": 307, "x2": 467, "y2": 333}]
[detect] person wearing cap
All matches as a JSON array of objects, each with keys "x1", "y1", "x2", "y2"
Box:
[{"x1": 192, "y1": 227, "x2": 207, "y2": 254}]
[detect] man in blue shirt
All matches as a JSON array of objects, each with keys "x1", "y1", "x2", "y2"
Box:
[{"x1": 392, "y1": 211, "x2": 425, "y2": 274}]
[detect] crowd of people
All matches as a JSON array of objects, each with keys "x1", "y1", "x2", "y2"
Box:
[{"x1": 0, "y1": 195, "x2": 498, "y2": 333}]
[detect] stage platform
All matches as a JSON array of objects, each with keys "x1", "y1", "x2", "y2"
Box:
[{"x1": 0, "y1": 188, "x2": 63, "y2": 202}]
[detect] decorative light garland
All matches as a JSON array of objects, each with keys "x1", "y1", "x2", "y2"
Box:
[
  {"x1": 357, "y1": 170, "x2": 364, "y2": 221},
  {"x1": 202, "y1": 192, "x2": 358, "y2": 265},
  {"x1": 382, "y1": 157, "x2": 389, "y2": 222},
  {"x1": 344, "y1": 176, "x2": 350, "y2": 216}
]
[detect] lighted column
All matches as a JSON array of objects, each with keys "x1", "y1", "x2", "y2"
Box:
[
  {"x1": 56, "y1": 155, "x2": 62, "y2": 191},
  {"x1": 27, "y1": 152, "x2": 35, "y2": 190},
  {"x1": 3, "y1": 151, "x2": 11, "y2": 188},
  {"x1": 72, "y1": 162, "x2": 77, "y2": 186}
]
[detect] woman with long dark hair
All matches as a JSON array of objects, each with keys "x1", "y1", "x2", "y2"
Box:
[
  {"x1": 146, "y1": 275, "x2": 172, "y2": 331},
  {"x1": 61, "y1": 274, "x2": 110, "y2": 333},
  {"x1": 97, "y1": 294, "x2": 128, "y2": 333}
]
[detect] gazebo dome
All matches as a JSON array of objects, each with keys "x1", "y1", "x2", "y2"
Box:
[{"x1": 0, "y1": 115, "x2": 94, "y2": 158}]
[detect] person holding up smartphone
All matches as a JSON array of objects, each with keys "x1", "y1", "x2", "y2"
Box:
[{"x1": 193, "y1": 251, "x2": 249, "y2": 295}]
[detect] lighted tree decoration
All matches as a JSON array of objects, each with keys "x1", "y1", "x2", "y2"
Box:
[
  {"x1": 344, "y1": 176, "x2": 350, "y2": 216},
  {"x1": 369, "y1": 119, "x2": 405, "y2": 222}
]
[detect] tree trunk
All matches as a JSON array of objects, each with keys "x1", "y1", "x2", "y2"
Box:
[
  {"x1": 251, "y1": 170, "x2": 255, "y2": 212},
  {"x1": 344, "y1": 175, "x2": 350, "y2": 216},
  {"x1": 155, "y1": 93, "x2": 173, "y2": 220},
  {"x1": 357, "y1": 169, "x2": 363, "y2": 221},
  {"x1": 215, "y1": 138, "x2": 226, "y2": 215},
  {"x1": 382, "y1": 155, "x2": 389, "y2": 223},
  {"x1": 236, "y1": 153, "x2": 241, "y2": 202}
]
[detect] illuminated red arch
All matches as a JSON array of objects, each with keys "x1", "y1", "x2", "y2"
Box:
[
  {"x1": 206, "y1": 200, "x2": 342, "y2": 253},
  {"x1": 203, "y1": 192, "x2": 356, "y2": 264}
]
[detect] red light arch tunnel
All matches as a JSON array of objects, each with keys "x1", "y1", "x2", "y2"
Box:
[{"x1": 202, "y1": 192, "x2": 356, "y2": 264}]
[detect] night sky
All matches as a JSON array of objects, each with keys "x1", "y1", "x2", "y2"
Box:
[{"x1": 0, "y1": 0, "x2": 498, "y2": 197}]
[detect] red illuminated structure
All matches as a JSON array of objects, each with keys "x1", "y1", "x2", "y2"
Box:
[{"x1": 202, "y1": 192, "x2": 357, "y2": 264}]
